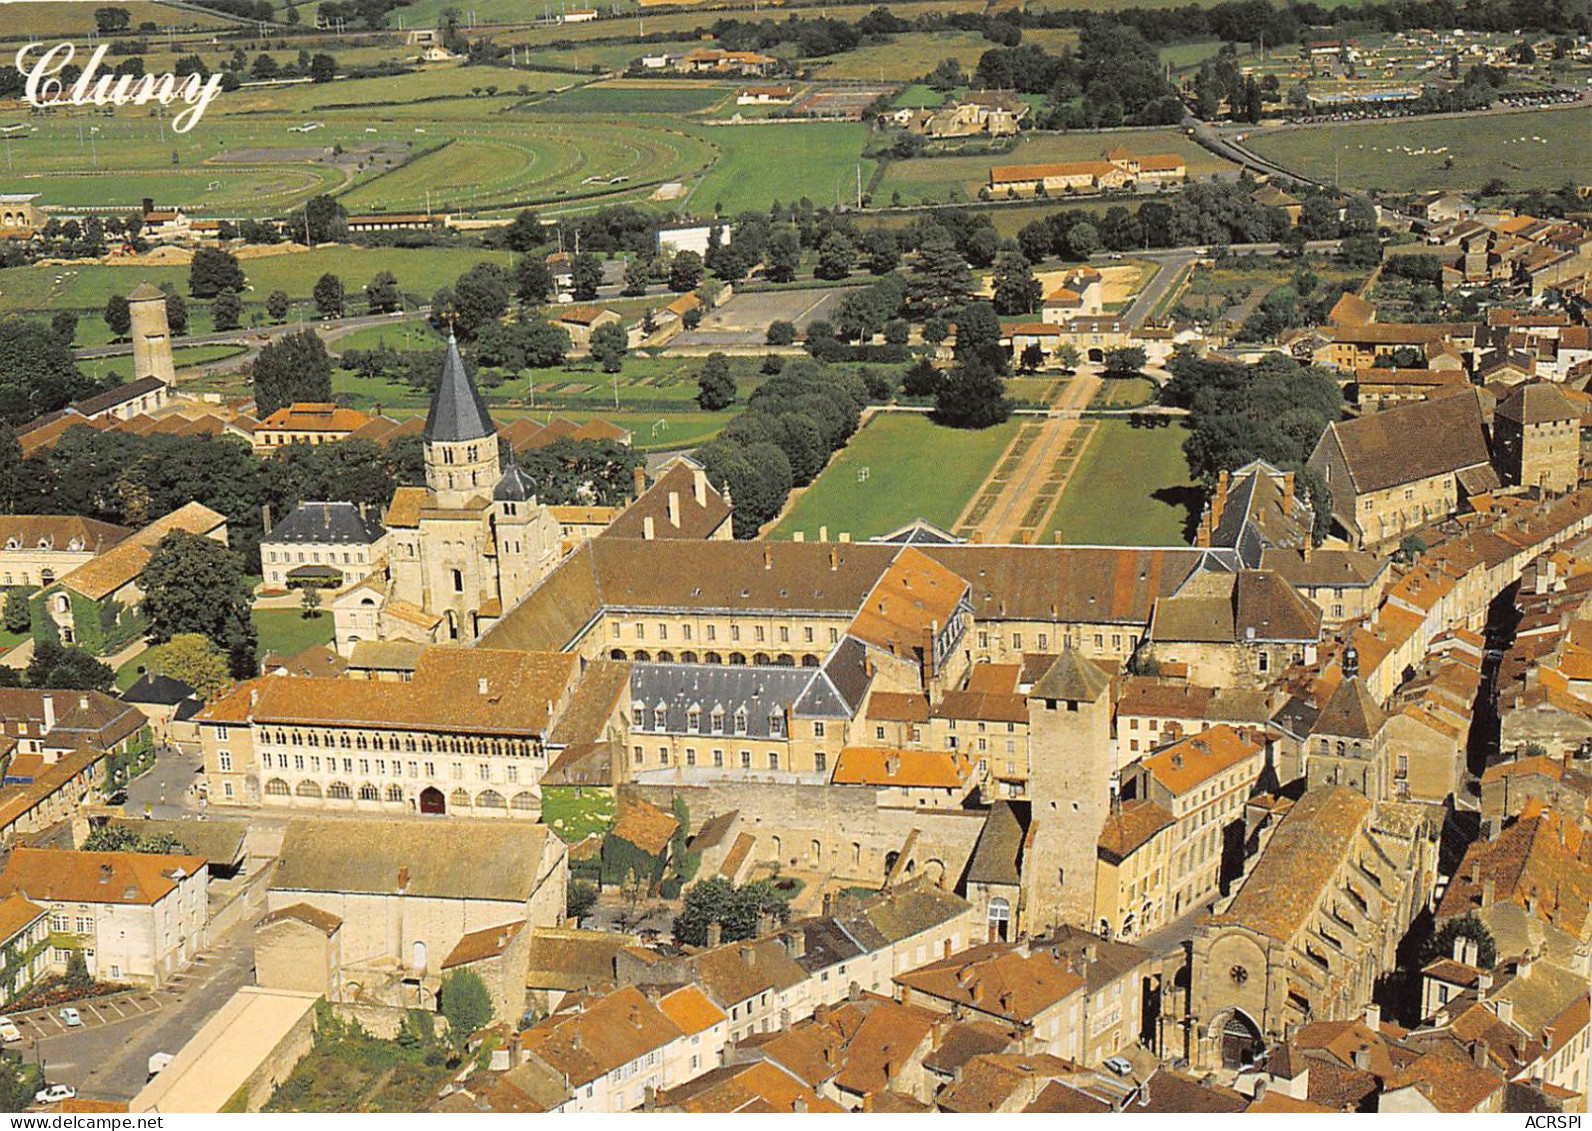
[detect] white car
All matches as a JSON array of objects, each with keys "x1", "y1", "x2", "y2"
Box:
[
  {"x1": 0, "y1": 1017, "x2": 20, "y2": 1042},
  {"x1": 57, "y1": 1007, "x2": 81, "y2": 1027},
  {"x1": 34, "y1": 1084, "x2": 75, "y2": 1105}
]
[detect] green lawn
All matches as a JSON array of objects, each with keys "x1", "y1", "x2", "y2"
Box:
[
  {"x1": 541, "y1": 785, "x2": 617, "y2": 843},
  {"x1": 1245, "y1": 107, "x2": 1592, "y2": 192},
  {"x1": 772, "y1": 413, "x2": 1018, "y2": 540},
  {"x1": 690, "y1": 122, "x2": 874, "y2": 215},
  {"x1": 1090, "y1": 376, "x2": 1158, "y2": 410},
  {"x1": 1045, "y1": 419, "x2": 1198, "y2": 546},
  {"x1": 533, "y1": 82, "x2": 731, "y2": 115},
  {"x1": 253, "y1": 609, "x2": 335, "y2": 661}
]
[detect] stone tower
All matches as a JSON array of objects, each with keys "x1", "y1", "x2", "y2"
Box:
[
  {"x1": 423, "y1": 330, "x2": 501, "y2": 508},
  {"x1": 127, "y1": 281, "x2": 175, "y2": 384},
  {"x1": 490, "y1": 463, "x2": 560, "y2": 611},
  {"x1": 1022, "y1": 648, "x2": 1115, "y2": 933},
  {"x1": 1494, "y1": 382, "x2": 1579, "y2": 496}
]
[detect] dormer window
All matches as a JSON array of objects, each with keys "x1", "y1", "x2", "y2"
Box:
[
  {"x1": 710, "y1": 710, "x2": 724, "y2": 735},
  {"x1": 632, "y1": 702, "x2": 645, "y2": 729},
  {"x1": 4, "y1": 539, "x2": 16, "y2": 550},
  {"x1": 653, "y1": 705, "x2": 667, "y2": 731},
  {"x1": 733, "y1": 709, "x2": 748, "y2": 736},
  {"x1": 687, "y1": 708, "x2": 700, "y2": 733},
  {"x1": 769, "y1": 712, "x2": 786, "y2": 738}
]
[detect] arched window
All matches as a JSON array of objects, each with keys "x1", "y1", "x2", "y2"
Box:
[
  {"x1": 265, "y1": 778, "x2": 289, "y2": 796},
  {"x1": 327, "y1": 782, "x2": 352, "y2": 800},
  {"x1": 477, "y1": 789, "x2": 506, "y2": 809},
  {"x1": 295, "y1": 780, "x2": 322, "y2": 798},
  {"x1": 988, "y1": 897, "x2": 1011, "y2": 942},
  {"x1": 450, "y1": 788, "x2": 471, "y2": 809},
  {"x1": 510, "y1": 791, "x2": 537, "y2": 811},
  {"x1": 386, "y1": 784, "x2": 404, "y2": 803},
  {"x1": 358, "y1": 783, "x2": 379, "y2": 801}
]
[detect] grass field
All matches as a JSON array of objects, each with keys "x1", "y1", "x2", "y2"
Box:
[
  {"x1": 878, "y1": 129, "x2": 1232, "y2": 204},
  {"x1": 772, "y1": 413, "x2": 1018, "y2": 540},
  {"x1": 812, "y1": 31, "x2": 1029, "y2": 80},
  {"x1": 690, "y1": 122, "x2": 873, "y2": 214},
  {"x1": 1044, "y1": 419, "x2": 1197, "y2": 545},
  {"x1": 93, "y1": 344, "x2": 248, "y2": 382},
  {"x1": 253, "y1": 609, "x2": 336, "y2": 660},
  {"x1": 533, "y1": 81, "x2": 731, "y2": 114},
  {"x1": 1245, "y1": 107, "x2": 1592, "y2": 192},
  {"x1": 0, "y1": 247, "x2": 516, "y2": 319}
]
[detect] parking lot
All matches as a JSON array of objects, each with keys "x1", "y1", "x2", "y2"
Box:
[
  {"x1": 670, "y1": 284, "x2": 861, "y2": 349},
  {"x1": 10, "y1": 991, "x2": 166, "y2": 1041}
]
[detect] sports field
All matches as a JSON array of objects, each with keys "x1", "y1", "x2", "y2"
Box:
[
  {"x1": 1044, "y1": 419, "x2": 1197, "y2": 545},
  {"x1": 771, "y1": 413, "x2": 1018, "y2": 540},
  {"x1": 878, "y1": 129, "x2": 1231, "y2": 204},
  {"x1": 690, "y1": 122, "x2": 874, "y2": 214},
  {"x1": 1245, "y1": 107, "x2": 1592, "y2": 192}
]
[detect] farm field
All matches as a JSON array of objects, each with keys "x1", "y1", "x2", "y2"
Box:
[
  {"x1": 1245, "y1": 107, "x2": 1592, "y2": 192},
  {"x1": 772, "y1": 413, "x2": 1018, "y2": 540},
  {"x1": 4, "y1": 1, "x2": 237, "y2": 35},
  {"x1": 1044, "y1": 419, "x2": 1197, "y2": 545},
  {"x1": 878, "y1": 129, "x2": 1232, "y2": 204},
  {"x1": 218, "y1": 67, "x2": 574, "y2": 115},
  {"x1": 812, "y1": 31, "x2": 1039, "y2": 80},
  {"x1": 689, "y1": 122, "x2": 874, "y2": 214}
]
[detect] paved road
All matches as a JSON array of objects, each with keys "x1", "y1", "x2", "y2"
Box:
[
  {"x1": 34, "y1": 923, "x2": 255, "y2": 1103},
  {"x1": 125, "y1": 746, "x2": 207, "y2": 821}
]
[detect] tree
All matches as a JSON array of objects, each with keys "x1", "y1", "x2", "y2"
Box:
[
  {"x1": 901, "y1": 357, "x2": 940, "y2": 397},
  {"x1": 309, "y1": 53, "x2": 336, "y2": 82},
  {"x1": 697, "y1": 352, "x2": 736, "y2": 410},
  {"x1": 814, "y1": 231, "x2": 856, "y2": 281},
  {"x1": 952, "y1": 300, "x2": 1008, "y2": 374},
  {"x1": 452, "y1": 263, "x2": 513, "y2": 338},
  {"x1": 567, "y1": 879, "x2": 598, "y2": 923},
  {"x1": 365, "y1": 270, "x2": 401, "y2": 314},
  {"x1": 104, "y1": 294, "x2": 132, "y2": 340},
  {"x1": 516, "y1": 256, "x2": 553, "y2": 305},
  {"x1": 50, "y1": 310, "x2": 78, "y2": 347},
  {"x1": 1103, "y1": 346, "x2": 1147, "y2": 375},
  {"x1": 673, "y1": 877, "x2": 792, "y2": 946},
  {"x1": 2, "y1": 589, "x2": 27, "y2": 635},
  {"x1": 669, "y1": 250, "x2": 704, "y2": 293},
  {"x1": 589, "y1": 321, "x2": 628, "y2": 373},
  {"x1": 570, "y1": 252, "x2": 603, "y2": 302},
  {"x1": 0, "y1": 319, "x2": 95, "y2": 427},
  {"x1": 517, "y1": 439, "x2": 645, "y2": 506},
  {"x1": 312, "y1": 272, "x2": 345, "y2": 319},
  {"x1": 934, "y1": 361, "x2": 1012, "y2": 429},
  {"x1": 764, "y1": 229, "x2": 801, "y2": 283},
  {"x1": 164, "y1": 290, "x2": 188, "y2": 336},
  {"x1": 908, "y1": 227, "x2": 972, "y2": 312},
  {"x1": 265, "y1": 290, "x2": 291, "y2": 324},
  {"x1": 300, "y1": 586, "x2": 322, "y2": 619},
  {"x1": 94, "y1": 6, "x2": 132, "y2": 33},
  {"x1": 766, "y1": 321, "x2": 796, "y2": 346},
  {"x1": 81, "y1": 825, "x2": 186, "y2": 853},
  {"x1": 189, "y1": 247, "x2": 245, "y2": 298},
  {"x1": 26, "y1": 640, "x2": 113, "y2": 692},
  {"x1": 1057, "y1": 343, "x2": 1080, "y2": 372},
  {"x1": 1019, "y1": 342, "x2": 1046, "y2": 372},
  {"x1": 621, "y1": 257, "x2": 652, "y2": 298},
  {"x1": 439, "y1": 968, "x2": 494, "y2": 1040},
  {"x1": 64, "y1": 949, "x2": 92, "y2": 992},
  {"x1": 145, "y1": 633, "x2": 229, "y2": 700},
  {"x1": 141, "y1": 531, "x2": 257, "y2": 676},
  {"x1": 503, "y1": 210, "x2": 546, "y2": 253},
  {"x1": 1065, "y1": 221, "x2": 1102, "y2": 260},
  {"x1": 1420, "y1": 914, "x2": 1496, "y2": 968},
  {"x1": 211, "y1": 290, "x2": 243, "y2": 332},
  {"x1": 991, "y1": 251, "x2": 1042, "y2": 316},
  {"x1": 254, "y1": 329, "x2": 333, "y2": 416},
  {"x1": 301, "y1": 195, "x2": 348, "y2": 246}
]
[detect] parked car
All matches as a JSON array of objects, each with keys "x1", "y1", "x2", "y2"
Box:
[
  {"x1": 34, "y1": 1084, "x2": 75, "y2": 1105},
  {"x1": 57, "y1": 1008, "x2": 81, "y2": 1027},
  {"x1": 0, "y1": 1017, "x2": 20, "y2": 1042},
  {"x1": 1103, "y1": 1056, "x2": 1135, "y2": 1077},
  {"x1": 147, "y1": 1052, "x2": 174, "y2": 1079}
]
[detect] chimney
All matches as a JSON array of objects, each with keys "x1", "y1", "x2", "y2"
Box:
[
  {"x1": 1353, "y1": 1049, "x2": 1371, "y2": 1071},
  {"x1": 1252, "y1": 1080, "x2": 1267, "y2": 1102},
  {"x1": 633, "y1": 464, "x2": 647, "y2": 497},
  {"x1": 791, "y1": 1098, "x2": 807, "y2": 1114},
  {"x1": 41, "y1": 695, "x2": 54, "y2": 733},
  {"x1": 643, "y1": 515, "x2": 655, "y2": 541},
  {"x1": 250, "y1": 688, "x2": 259, "y2": 708},
  {"x1": 764, "y1": 548, "x2": 773, "y2": 570},
  {"x1": 79, "y1": 695, "x2": 89, "y2": 710},
  {"x1": 478, "y1": 677, "x2": 489, "y2": 695},
  {"x1": 885, "y1": 753, "x2": 900, "y2": 777},
  {"x1": 707, "y1": 921, "x2": 723, "y2": 948},
  {"x1": 397, "y1": 866, "x2": 411, "y2": 895},
  {"x1": 629, "y1": 1005, "x2": 643, "y2": 1030},
  {"x1": 819, "y1": 525, "x2": 829, "y2": 542},
  {"x1": 1481, "y1": 877, "x2": 1496, "y2": 908},
  {"x1": 1364, "y1": 1003, "x2": 1381, "y2": 1030},
  {"x1": 692, "y1": 467, "x2": 708, "y2": 507},
  {"x1": 667, "y1": 491, "x2": 681, "y2": 528},
  {"x1": 1518, "y1": 951, "x2": 1534, "y2": 980},
  {"x1": 1495, "y1": 999, "x2": 1514, "y2": 1025},
  {"x1": 829, "y1": 547, "x2": 838, "y2": 572},
  {"x1": 98, "y1": 863, "x2": 113, "y2": 885},
  {"x1": 1472, "y1": 1039, "x2": 1490, "y2": 1069}
]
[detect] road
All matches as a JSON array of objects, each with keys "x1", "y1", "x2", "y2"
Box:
[
  {"x1": 125, "y1": 746, "x2": 207, "y2": 821},
  {"x1": 33, "y1": 922, "x2": 256, "y2": 1104},
  {"x1": 73, "y1": 308, "x2": 432, "y2": 362}
]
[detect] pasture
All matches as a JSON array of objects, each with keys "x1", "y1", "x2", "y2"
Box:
[
  {"x1": 878, "y1": 128, "x2": 1232, "y2": 204},
  {"x1": 689, "y1": 122, "x2": 873, "y2": 214},
  {"x1": 531, "y1": 81, "x2": 731, "y2": 114},
  {"x1": 771, "y1": 413, "x2": 1018, "y2": 540},
  {"x1": 1043, "y1": 419, "x2": 1196, "y2": 545},
  {"x1": 1245, "y1": 107, "x2": 1592, "y2": 192}
]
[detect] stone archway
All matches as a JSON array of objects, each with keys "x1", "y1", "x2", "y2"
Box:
[
  {"x1": 419, "y1": 786, "x2": 445, "y2": 815},
  {"x1": 1209, "y1": 1007, "x2": 1265, "y2": 1070}
]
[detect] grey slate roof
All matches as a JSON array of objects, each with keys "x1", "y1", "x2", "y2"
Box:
[
  {"x1": 266, "y1": 501, "x2": 385, "y2": 545},
  {"x1": 1031, "y1": 649, "x2": 1111, "y2": 703},
  {"x1": 629, "y1": 661, "x2": 855, "y2": 737},
  {"x1": 423, "y1": 331, "x2": 496, "y2": 443},
  {"x1": 966, "y1": 800, "x2": 1029, "y2": 887},
  {"x1": 122, "y1": 673, "x2": 194, "y2": 706},
  {"x1": 494, "y1": 464, "x2": 538, "y2": 502}
]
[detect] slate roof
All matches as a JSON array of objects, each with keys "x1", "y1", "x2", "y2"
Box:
[
  {"x1": 73, "y1": 376, "x2": 167, "y2": 418},
  {"x1": 966, "y1": 800, "x2": 1029, "y2": 886},
  {"x1": 629, "y1": 661, "x2": 855, "y2": 735},
  {"x1": 423, "y1": 331, "x2": 495, "y2": 443},
  {"x1": 1030, "y1": 649, "x2": 1111, "y2": 702},
  {"x1": 122, "y1": 673, "x2": 194, "y2": 707},
  {"x1": 1316, "y1": 389, "x2": 1493, "y2": 495},
  {"x1": 493, "y1": 464, "x2": 538, "y2": 502},
  {"x1": 265, "y1": 501, "x2": 385, "y2": 546},
  {"x1": 1313, "y1": 674, "x2": 1387, "y2": 740}
]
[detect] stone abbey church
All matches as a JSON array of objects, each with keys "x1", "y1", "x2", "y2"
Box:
[{"x1": 332, "y1": 334, "x2": 563, "y2": 650}]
